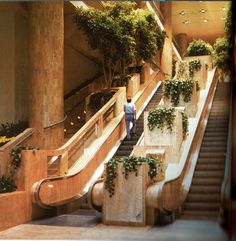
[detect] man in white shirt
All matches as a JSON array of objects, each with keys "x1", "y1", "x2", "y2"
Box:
[{"x1": 124, "y1": 98, "x2": 136, "y2": 140}]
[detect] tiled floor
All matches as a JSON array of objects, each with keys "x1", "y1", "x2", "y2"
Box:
[{"x1": 0, "y1": 212, "x2": 230, "y2": 241}]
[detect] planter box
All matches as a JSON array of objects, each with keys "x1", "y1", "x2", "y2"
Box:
[
  {"x1": 103, "y1": 161, "x2": 165, "y2": 226},
  {"x1": 143, "y1": 108, "x2": 183, "y2": 163},
  {"x1": 185, "y1": 55, "x2": 212, "y2": 70},
  {"x1": 126, "y1": 73, "x2": 140, "y2": 98},
  {"x1": 140, "y1": 63, "x2": 150, "y2": 84},
  {"x1": 163, "y1": 83, "x2": 199, "y2": 117}
]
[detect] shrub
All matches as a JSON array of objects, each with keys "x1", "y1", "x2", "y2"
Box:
[{"x1": 186, "y1": 39, "x2": 213, "y2": 56}]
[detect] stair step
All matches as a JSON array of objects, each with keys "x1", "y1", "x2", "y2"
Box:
[
  {"x1": 191, "y1": 178, "x2": 222, "y2": 186},
  {"x1": 197, "y1": 158, "x2": 225, "y2": 164},
  {"x1": 199, "y1": 152, "x2": 226, "y2": 158},
  {"x1": 195, "y1": 163, "x2": 225, "y2": 171},
  {"x1": 200, "y1": 146, "x2": 226, "y2": 152},
  {"x1": 184, "y1": 202, "x2": 219, "y2": 211},
  {"x1": 187, "y1": 193, "x2": 220, "y2": 202},
  {"x1": 190, "y1": 185, "x2": 221, "y2": 193},
  {"x1": 181, "y1": 210, "x2": 217, "y2": 220}
]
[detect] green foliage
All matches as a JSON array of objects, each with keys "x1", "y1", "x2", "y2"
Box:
[
  {"x1": 181, "y1": 111, "x2": 189, "y2": 136},
  {"x1": 224, "y1": 5, "x2": 232, "y2": 45},
  {"x1": 186, "y1": 39, "x2": 213, "y2": 56},
  {"x1": 74, "y1": 3, "x2": 165, "y2": 88},
  {"x1": 189, "y1": 59, "x2": 202, "y2": 77},
  {"x1": 0, "y1": 136, "x2": 14, "y2": 147},
  {"x1": 163, "y1": 78, "x2": 194, "y2": 106},
  {"x1": 172, "y1": 59, "x2": 177, "y2": 78},
  {"x1": 147, "y1": 107, "x2": 176, "y2": 132},
  {"x1": 0, "y1": 145, "x2": 39, "y2": 194},
  {"x1": 112, "y1": 74, "x2": 131, "y2": 87},
  {"x1": 0, "y1": 176, "x2": 16, "y2": 193},
  {"x1": 0, "y1": 121, "x2": 28, "y2": 138},
  {"x1": 212, "y1": 37, "x2": 231, "y2": 72},
  {"x1": 104, "y1": 156, "x2": 162, "y2": 197},
  {"x1": 175, "y1": 61, "x2": 189, "y2": 80},
  {"x1": 88, "y1": 91, "x2": 114, "y2": 112}
]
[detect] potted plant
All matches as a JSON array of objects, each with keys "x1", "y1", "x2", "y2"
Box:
[{"x1": 185, "y1": 39, "x2": 213, "y2": 70}]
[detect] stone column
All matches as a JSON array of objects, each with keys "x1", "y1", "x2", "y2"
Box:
[
  {"x1": 29, "y1": 2, "x2": 64, "y2": 149},
  {"x1": 160, "y1": 2, "x2": 172, "y2": 77},
  {"x1": 175, "y1": 33, "x2": 188, "y2": 58}
]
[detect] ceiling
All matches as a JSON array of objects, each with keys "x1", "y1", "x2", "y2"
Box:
[{"x1": 171, "y1": 1, "x2": 231, "y2": 44}]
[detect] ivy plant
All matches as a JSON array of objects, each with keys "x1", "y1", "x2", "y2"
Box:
[
  {"x1": 0, "y1": 145, "x2": 39, "y2": 193},
  {"x1": 104, "y1": 156, "x2": 163, "y2": 197},
  {"x1": 181, "y1": 111, "x2": 189, "y2": 137},
  {"x1": 147, "y1": 107, "x2": 176, "y2": 132},
  {"x1": 186, "y1": 39, "x2": 213, "y2": 56},
  {"x1": 175, "y1": 61, "x2": 189, "y2": 80},
  {"x1": 163, "y1": 78, "x2": 195, "y2": 106},
  {"x1": 189, "y1": 59, "x2": 202, "y2": 77}
]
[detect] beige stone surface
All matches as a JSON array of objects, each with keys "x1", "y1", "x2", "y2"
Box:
[
  {"x1": 103, "y1": 163, "x2": 148, "y2": 226},
  {"x1": 163, "y1": 84, "x2": 199, "y2": 117},
  {"x1": 127, "y1": 73, "x2": 141, "y2": 98},
  {"x1": 144, "y1": 109, "x2": 183, "y2": 148}
]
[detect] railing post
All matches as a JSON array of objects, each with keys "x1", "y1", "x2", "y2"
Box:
[
  {"x1": 59, "y1": 151, "x2": 68, "y2": 176},
  {"x1": 96, "y1": 114, "x2": 104, "y2": 137}
]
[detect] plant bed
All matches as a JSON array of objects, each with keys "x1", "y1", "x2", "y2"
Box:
[
  {"x1": 0, "y1": 121, "x2": 28, "y2": 147},
  {"x1": 103, "y1": 156, "x2": 164, "y2": 225},
  {"x1": 143, "y1": 107, "x2": 188, "y2": 163},
  {"x1": 162, "y1": 78, "x2": 199, "y2": 117}
]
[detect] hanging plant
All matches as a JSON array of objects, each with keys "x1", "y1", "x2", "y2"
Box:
[
  {"x1": 147, "y1": 107, "x2": 176, "y2": 132},
  {"x1": 0, "y1": 136, "x2": 14, "y2": 147},
  {"x1": 172, "y1": 59, "x2": 177, "y2": 78},
  {"x1": 175, "y1": 61, "x2": 189, "y2": 80},
  {"x1": 181, "y1": 111, "x2": 189, "y2": 137},
  {"x1": 189, "y1": 59, "x2": 202, "y2": 77},
  {"x1": 163, "y1": 78, "x2": 195, "y2": 106},
  {"x1": 0, "y1": 145, "x2": 39, "y2": 193},
  {"x1": 104, "y1": 156, "x2": 163, "y2": 197}
]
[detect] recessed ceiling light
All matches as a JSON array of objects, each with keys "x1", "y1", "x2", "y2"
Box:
[
  {"x1": 200, "y1": 9, "x2": 207, "y2": 13},
  {"x1": 221, "y1": 7, "x2": 227, "y2": 11},
  {"x1": 203, "y1": 19, "x2": 209, "y2": 23},
  {"x1": 182, "y1": 20, "x2": 189, "y2": 24},
  {"x1": 179, "y1": 11, "x2": 186, "y2": 15}
]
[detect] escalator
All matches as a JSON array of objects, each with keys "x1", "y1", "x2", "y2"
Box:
[
  {"x1": 181, "y1": 81, "x2": 230, "y2": 220},
  {"x1": 115, "y1": 85, "x2": 163, "y2": 157}
]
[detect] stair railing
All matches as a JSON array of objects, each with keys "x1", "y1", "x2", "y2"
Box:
[
  {"x1": 146, "y1": 68, "x2": 218, "y2": 213},
  {"x1": 219, "y1": 81, "x2": 232, "y2": 226}
]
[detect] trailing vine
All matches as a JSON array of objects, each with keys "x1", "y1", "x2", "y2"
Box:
[
  {"x1": 104, "y1": 156, "x2": 163, "y2": 197},
  {"x1": 181, "y1": 111, "x2": 189, "y2": 137},
  {"x1": 175, "y1": 61, "x2": 189, "y2": 79},
  {"x1": 147, "y1": 107, "x2": 176, "y2": 132},
  {"x1": 0, "y1": 145, "x2": 38, "y2": 193},
  {"x1": 189, "y1": 59, "x2": 202, "y2": 77},
  {"x1": 163, "y1": 78, "x2": 195, "y2": 106}
]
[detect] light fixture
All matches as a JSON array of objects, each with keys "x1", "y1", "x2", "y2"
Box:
[
  {"x1": 48, "y1": 184, "x2": 54, "y2": 188},
  {"x1": 179, "y1": 11, "x2": 186, "y2": 15},
  {"x1": 203, "y1": 19, "x2": 209, "y2": 23},
  {"x1": 221, "y1": 7, "x2": 227, "y2": 11},
  {"x1": 182, "y1": 20, "x2": 189, "y2": 24},
  {"x1": 84, "y1": 110, "x2": 86, "y2": 114},
  {"x1": 77, "y1": 116, "x2": 81, "y2": 119},
  {"x1": 70, "y1": 122, "x2": 74, "y2": 126},
  {"x1": 199, "y1": 9, "x2": 207, "y2": 13},
  {"x1": 64, "y1": 129, "x2": 67, "y2": 132}
]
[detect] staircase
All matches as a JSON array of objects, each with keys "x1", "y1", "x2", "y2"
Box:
[
  {"x1": 181, "y1": 81, "x2": 230, "y2": 220},
  {"x1": 114, "y1": 84, "x2": 163, "y2": 157}
]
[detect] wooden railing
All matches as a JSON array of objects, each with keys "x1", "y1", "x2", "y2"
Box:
[
  {"x1": 0, "y1": 128, "x2": 34, "y2": 175},
  {"x1": 146, "y1": 68, "x2": 219, "y2": 213},
  {"x1": 30, "y1": 71, "x2": 163, "y2": 208}
]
